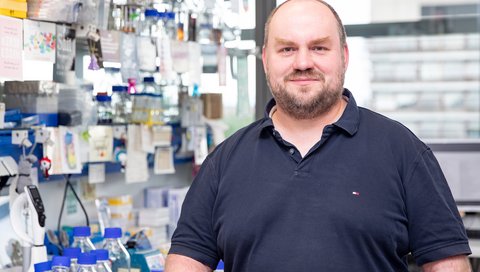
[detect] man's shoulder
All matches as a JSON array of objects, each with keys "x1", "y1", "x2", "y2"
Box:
[
  {"x1": 357, "y1": 107, "x2": 428, "y2": 149},
  {"x1": 359, "y1": 107, "x2": 415, "y2": 133}
]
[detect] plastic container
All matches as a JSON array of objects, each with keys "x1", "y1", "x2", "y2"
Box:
[
  {"x1": 103, "y1": 227, "x2": 131, "y2": 272},
  {"x1": 107, "y1": 196, "x2": 133, "y2": 232},
  {"x1": 92, "y1": 249, "x2": 113, "y2": 272},
  {"x1": 34, "y1": 261, "x2": 52, "y2": 272},
  {"x1": 71, "y1": 226, "x2": 96, "y2": 253},
  {"x1": 111, "y1": 85, "x2": 132, "y2": 123},
  {"x1": 96, "y1": 94, "x2": 113, "y2": 124},
  {"x1": 77, "y1": 253, "x2": 98, "y2": 272},
  {"x1": 51, "y1": 256, "x2": 71, "y2": 272}
]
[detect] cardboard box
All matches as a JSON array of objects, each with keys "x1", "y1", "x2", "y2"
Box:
[{"x1": 201, "y1": 93, "x2": 223, "y2": 119}]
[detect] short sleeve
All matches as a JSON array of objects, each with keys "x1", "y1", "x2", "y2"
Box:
[
  {"x1": 405, "y1": 149, "x2": 471, "y2": 266},
  {"x1": 168, "y1": 157, "x2": 220, "y2": 269}
]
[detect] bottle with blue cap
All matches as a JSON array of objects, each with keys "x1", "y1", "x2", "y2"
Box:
[
  {"x1": 78, "y1": 252, "x2": 98, "y2": 272},
  {"x1": 138, "y1": 9, "x2": 159, "y2": 72},
  {"x1": 102, "y1": 227, "x2": 131, "y2": 272},
  {"x1": 34, "y1": 260, "x2": 52, "y2": 272},
  {"x1": 51, "y1": 256, "x2": 71, "y2": 272},
  {"x1": 63, "y1": 247, "x2": 81, "y2": 272},
  {"x1": 96, "y1": 94, "x2": 113, "y2": 124},
  {"x1": 72, "y1": 226, "x2": 96, "y2": 253},
  {"x1": 92, "y1": 249, "x2": 112, "y2": 272},
  {"x1": 111, "y1": 85, "x2": 131, "y2": 123}
]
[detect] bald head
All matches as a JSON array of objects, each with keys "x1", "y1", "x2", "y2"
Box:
[{"x1": 263, "y1": 0, "x2": 347, "y2": 48}]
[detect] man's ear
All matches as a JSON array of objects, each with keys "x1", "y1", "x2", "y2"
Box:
[
  {"x1": 343, "y1": 44, "x2": 349, "y2": 71},
  {"x1": 262, "y1": 45, "x2": 268, "y2": 72}
]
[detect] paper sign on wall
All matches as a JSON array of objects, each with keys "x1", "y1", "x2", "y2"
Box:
[
  {"x1": 59, "y1": 126, "x2": 82, "y2": 174},
  {"x1": 88, "y1": 163, "x2": 106, "y2": 184},
  {"x1": 100, "y1": 30, "x2": 121, "y2": 62},
  {"x1": 23, "y1": 19, "x2": 56, "y2": 62},
  {"x1": 88, "y1": 126, "x2": 114, "y2": 162},
  {"x1": 53, "y1": 24, "x2": 76, "y2": 83},
  {"x1": 0, "y1": 15, "x2": 23, "y2": 80}
]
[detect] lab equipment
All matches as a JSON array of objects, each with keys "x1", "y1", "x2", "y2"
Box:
[
  {"x1": 63, "y1": 247, "x2": 81, "y2": 272},
  {"x1": 71, "y1": 226, "x2": 96, "y2": 253},
  {"x1": 34, "y1": 260, "x2": 51, "y2": 272},
  {"x1": 96, "y1": 94, "x2": 113, "y2": 124},
  {"x1": 103, "y1": 227, "x2": 130, "y2": 272},
  {"x1": 0, "y1": 156, "x2": 17, "y2": 196},
  {"x1": 9, "y1": 184, "x2": 48, "y2": 272},
  {"x1": 125, "y1": 231, "x2": 164, "y2": 271},
  {"x1": 51, "y1": 256, "x2": 70, "y2": 272},
  {"x1": 111, "y1": 86, "x2": 131, "y2": 123},
  {"x1": 77, "y1": 253, "x2": 98, "y2": 272},
  {"x1": 128, "y1": 248, "x2": 164, "y2": 272},
  {"x1": 92, "y1": 249, "x2": 112, "y2": 272}
]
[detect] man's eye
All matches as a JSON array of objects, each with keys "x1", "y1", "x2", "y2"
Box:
[
  {"x1": 281, "y1": 47, "x2": 294, "y2": 53},
  {"x1": 313, "y1": 46, "x2": 327, "y2": 51}
]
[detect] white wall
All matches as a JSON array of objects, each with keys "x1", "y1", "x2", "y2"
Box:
[{"x1": 370, "y1": 0, "x2": 420, "y2": 23}]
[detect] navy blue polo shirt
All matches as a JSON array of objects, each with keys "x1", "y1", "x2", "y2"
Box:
[{"x1": 169, "y1": 89, "x2": 471, "y2": 271}]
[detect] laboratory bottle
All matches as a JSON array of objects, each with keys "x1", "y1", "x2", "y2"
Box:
[
  {"x1": 111, "y1": 85, "x2": 131, "y2": 123},
  {"x1": 139, "y1": 77, "x2": 160, "y2": 94},
  {"x1": 156, "y1": 12, "x2": 174, "y2": 83},
  {"x1": 149, "y1": 93, "x2": 164, "y2": 125},
  {"x1": 81, "y1": 84, "x2": 98, "y2": 127},
  {"x1": 197, "y1": 12, "x2": 214, "y2": 44},
  {"x1": 34, "y1": 261, "x2": 52, "y2": 272},
  {"x1": 164, "y1": 12, "x2": 176, "y2": 40},
  {"x1": 77, "y1": 253, "x2": 98, "y2": 272},
  {"x1": 72, "y1": 226, "x2": 96, "y2": 253},
  {"x1": 130, "y1": 93, "x2": 149, "y2": 124},
  {"x1": 103, "y1": 227, "x2": 131, "y2": 272},
  {"x1": 140, "y1": 77, "x2": 163, "y2": 125},
  {"x1": 96, "y1": 94, "x2": 114, "y2": 124},
  {"x1": 63, "y1": 247, "x2": 81, "y2": 272},
  {"x1": 51, "y1": 256, "x2": 71, "y2": 272},
  {"x1": 140, "y1": 9, "x2": 159, "y2": 37},
  {"x1": 100, "y1": 67, "x2": 123, "y2": 96},
  {"x1": 92, "y1": 249, "x2": 113, "y2": 272},
  {"x1": 138, "y1": 9, "x2": 159, "y2": 72}
]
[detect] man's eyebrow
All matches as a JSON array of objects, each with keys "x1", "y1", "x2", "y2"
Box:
[
  {"x1": 273, "y1": 37, "x2": 331, "y2": 46},
  {"x1": 273, "y1": 38, "x2": 296, "y2": 46},
  {"x1": 308, "y1": 37, "x2": 331, "y2": 45}
]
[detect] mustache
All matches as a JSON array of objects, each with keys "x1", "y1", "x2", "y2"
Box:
[{"x1": 284, "y1": 70, "x2": 325, "y2": 81}]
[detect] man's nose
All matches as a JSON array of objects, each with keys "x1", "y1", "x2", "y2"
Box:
[{"x1": 292, "y1": 49, "x2": 314, "y2": 71}]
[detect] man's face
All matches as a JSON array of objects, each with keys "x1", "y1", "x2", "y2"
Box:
[{"x1": 262, "y1": 0, "x2": 349, "y2": 120}]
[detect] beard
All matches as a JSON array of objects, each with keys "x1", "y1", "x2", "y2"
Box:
[{"x1": 266, "y1": 68, "x2": 345, "y2": 120}]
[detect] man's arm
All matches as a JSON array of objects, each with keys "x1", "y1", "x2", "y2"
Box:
[
  {"x1": 164, "y1": 254, "x2": 213, "y2": 272},
  {"x1": 422, "y1": 255, "x2": 471, "y2": 272}
]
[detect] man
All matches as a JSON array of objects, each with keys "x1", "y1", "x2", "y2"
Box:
[{"x1": 165, "y1": 0, "x2": 472, "y2": 271}]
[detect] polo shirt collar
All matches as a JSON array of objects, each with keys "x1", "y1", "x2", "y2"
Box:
[{"x1": 260, "y1": 88, "x2": 359, "y2": 136}]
